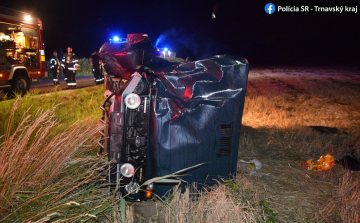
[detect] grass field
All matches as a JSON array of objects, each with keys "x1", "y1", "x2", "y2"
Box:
[
  {"x1": 0, "y1": 86, "x2": 108, "y2": 222},
  {"x1": 0, "y1": 66, "x2": 359, "y2": 222}
]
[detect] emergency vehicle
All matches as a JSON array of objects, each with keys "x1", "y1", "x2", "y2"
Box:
[{"x1": 0, "y1": 6, "x2": 46, "y2": 95}]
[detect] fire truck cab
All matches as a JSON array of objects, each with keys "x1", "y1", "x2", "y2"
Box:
[{"x1": 0, "y1": 6, "x2": 46, "y2": 95}]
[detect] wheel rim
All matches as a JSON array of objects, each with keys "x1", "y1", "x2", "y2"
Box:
[{"x1": 17, "y1": 79, "x2": 27, "y2": 92}]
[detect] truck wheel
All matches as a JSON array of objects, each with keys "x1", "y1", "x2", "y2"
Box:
[{"x1": 11, "y1": 73, "x2": 31, "y2": 96}]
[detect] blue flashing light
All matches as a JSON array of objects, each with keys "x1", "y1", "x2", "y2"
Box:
[
  {"x1": 113, "y1": 36, "x2": 120, "y2": 42},
  {"x1": 164, "y1": 47, "x2": 168, "y2": 51}
]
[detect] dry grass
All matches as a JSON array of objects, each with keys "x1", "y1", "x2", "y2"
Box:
[
  {"x1": 319, "y1": 171, "x2": 360, "y2": 222},
  {"x1": 162, "y1": 175, "x2": 265, "y2": 223},
  {"x1": 0, "y1": 98, "x2": 106, "y2": 222},
  {"x1": 237, "y1": 66, "x2": 360, "y2": 222},
  {"x1": 337, "y1": 173, "x2": 360, "y2": 222}
]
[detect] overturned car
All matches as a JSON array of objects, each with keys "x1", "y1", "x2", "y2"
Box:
[{"x1": 98, "y1": 33, "x2": 249, "y2": 201}]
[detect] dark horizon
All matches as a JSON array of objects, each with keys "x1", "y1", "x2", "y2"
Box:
[{"x1": 1, "y1": 1, "x2": 359, "y2": 66}]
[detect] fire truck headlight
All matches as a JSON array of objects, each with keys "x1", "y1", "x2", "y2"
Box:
[
  {"x1": 125, "y1": 93, "x2": 141, "y2": 109},
  {"x1": 120, "y1": 163, "x2": 135, "y2": 178},
  {"x1": 24, "y1": 15, "x2": 31, "y2": 22}
]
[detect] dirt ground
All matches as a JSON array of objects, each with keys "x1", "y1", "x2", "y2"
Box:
[
  {"x1": 128, "y1": 66, "x2": 360, "y2": 222},
  {"x1": 239, "y1": 65, "x2": 360, "y2": 222}
]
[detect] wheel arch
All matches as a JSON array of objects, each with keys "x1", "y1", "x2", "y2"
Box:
[{"x1": 9, "y1": 66, "x2": 29, "y2": 80}]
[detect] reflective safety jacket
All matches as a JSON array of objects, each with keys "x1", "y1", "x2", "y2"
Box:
[
  {"x1": 50, "y1": 55, "x2": 60, "y2": 70},
  {"x1": 61, "y1": 53, "x2": 79, "y2": 71}
]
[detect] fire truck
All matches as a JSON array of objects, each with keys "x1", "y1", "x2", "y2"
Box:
[{"x1": 0, "y1": 6, "x2": 46, "y2": 95}]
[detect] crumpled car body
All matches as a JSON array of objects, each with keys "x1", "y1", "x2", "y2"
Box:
[{"x1": 98, "y1": 34, "x2": 249, "y2": 201}]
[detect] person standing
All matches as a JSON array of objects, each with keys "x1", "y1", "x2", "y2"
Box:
[
  {"x1": 100, "y1": 61, "x2": 104, "y2": 83},
  {"x1": 58, "y1": 49, "x2": 64, "y2": 82},
  {"x1": 61, "y1": 46, "x2": 79, "y2": 89},
  {"x1": 89, "y1": 51, "x2": 102, "y2": 84},
  {"x1": 50, "y1": 51, "x2": 60, "y2": 86}
]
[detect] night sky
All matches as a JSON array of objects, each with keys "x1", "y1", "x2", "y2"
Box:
[{"x1": 2, "y1": 0, "x2": 359, "y2": 66}]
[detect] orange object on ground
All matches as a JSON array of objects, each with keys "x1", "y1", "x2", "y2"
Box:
[{"x1": 301, "y1": 154, "x2": 335, "y2": 171}]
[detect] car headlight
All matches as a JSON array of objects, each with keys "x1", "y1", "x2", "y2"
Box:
[
  {"x1": 124, "y1": 93, "x2": 141, "y2": 109},
  {"x1": 125, "y1": 181, "x2": 140, "y2": 194},
  {"x1": 120, "y1": 163, "x2": 135, "y2": 178}
]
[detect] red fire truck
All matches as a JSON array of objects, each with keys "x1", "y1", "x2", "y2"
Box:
[{"x1": 0, "y1": 6, "x2": 46, "y2": 95}]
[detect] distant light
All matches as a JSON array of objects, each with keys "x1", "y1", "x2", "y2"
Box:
[
  {"x1": 157, "y1": 48, "x2": 160, "y2": 51},
  {"x1": 162, "y1": 51, "x2": 166, "y2": 57},
  {"x1": 164, "y1": 48, "x2": 168, "y2": 51},
  {"x1": 168, "y1": 51, "x2": 171, "y2": 56},
  {"x1": 24, "y1": 15, "x2": 31, "y2": 22},
  {"x1": 113, "y1": 36, "x2": 120, "y2": 42}
]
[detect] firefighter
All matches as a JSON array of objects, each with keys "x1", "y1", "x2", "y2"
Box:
[
  {"x1": 50, "y1": 51, "x2": 60, "y2": 85},
  {"x1": 100, "y1": 62, "x2": 104, "y2": 83},
  {"x1": 61, "y1": 46, "x2": 79, "y2": 89},
  {"x1": 89, "y1": 51, "x2": 102, "y2": 84}
]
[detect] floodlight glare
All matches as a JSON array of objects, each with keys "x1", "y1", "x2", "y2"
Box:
[{"x1": 24, "y1": 15, "x2": 31, "y2": 22}]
